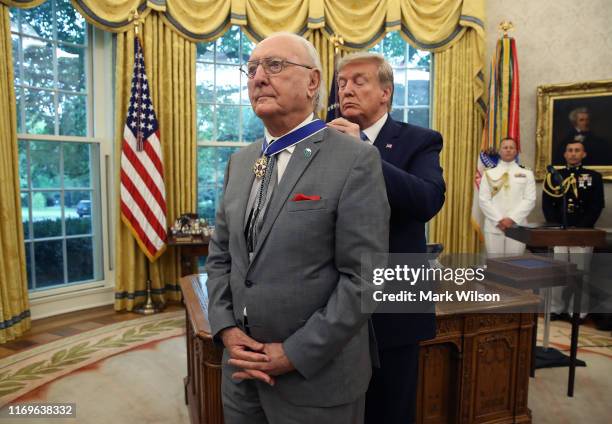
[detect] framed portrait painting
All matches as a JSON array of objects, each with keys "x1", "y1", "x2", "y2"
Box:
[{"x1": 535, "y1": 79, "x2": 612, "y2": 180}]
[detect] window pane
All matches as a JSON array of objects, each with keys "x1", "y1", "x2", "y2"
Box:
[
  {"x1": 11, "y1": 34, "x2": 20, "y2": 85},
  {"x1": 21, "y1": 192, "x2": 30, "y2": 240},
  {"x1": 197, "y1": 147, "x2": 237, "y2": 224},
  {"x1": 393, "y1": 68, "x2": 406, "y2": 107},
  {"x1": 34, "y1": 240, "x2": 64, "y2": 288},
  {"x1": 242, "y1": 106, "x2": 263, "y2": 142},
  {"x1": 391, "y1": 108, "x2": 406, "y2": 123},
  {"x1": 10, "y1": 8, "x2": 19, "y2": 32},
  {"x1": 197, "y1": 104, "x2": 214, "y2": 141},
  {"x1": 22, "y1": 37, "x2": 54, "y2": 88},
  {"x1": 196, "y1": 41, "x2": 214, "y2": 61},
  {"x1": 58, "y1": 93, "x2": 87, "y2": 136},
  {"x1": 67, "y1": 237, "x2": 94, "y2": 282},
  {"x1": 216, "y1": 105, "x2": 240, "y2": 141},
  {"x1": 55, "y1": 0, "x2": 86, "y2": 45},
  {"x1": 383, "y1": 33, "x2": 406, "y2": 66},
  {"x1": 216, "y1": 27, "x2": 240, "y2": 64},
  {"x1": 24, "y1": 88, "x2": 55, "y2": 134},
  {"x1": 408, "y1": 108, "x2": 429, "y2": 128},
  {"x1": 63, "y1": 143, "x2": 91, "y2": 187},
  {"x1": 18, "y1": 141, "x2": 28, "y2": 188},
  {"x1": 241, "y1": 35, "x2": 255, "y2": 61},
  {"x1": 409, "y1": 46, "x2": 430, "y2": 68},
  {"x1": 240, "y1": 73, "x2": 250, "y2": 106},
  {"x1": 408, "y1": 78, "x2": 430, "y2": 106},
  {"x1": 31, "y1": 190, "x2": 62, "y2": 238},
  {"x1": 25, "y1": 242, "x2": 32, "y2": 290},
  {"x1": 57, "y1": 44, "x2": 86, "y2": 91},
  {"x1": 15, "y1": 87, "x2": 23, "y2": 133},
  {"x1": 30, "y1": 140, "x2": 60, "y2": 188},
  {"x1": 21, "y1": 1, "x2": 54, "y2": 40},
  {"x1": 65, "y1": 191, "x2": 92, "y2": 235},
  {"x1": 196, "y1": 62, "x2": 214, "y2": 103},
  {"x1": 369, "y1": 42, "x2": 383, "y2": 54},
  {"x1": 216, "y1": 65, "x2": 240, "y2": 104}
]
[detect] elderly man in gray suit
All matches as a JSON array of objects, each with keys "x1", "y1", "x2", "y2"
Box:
[{"x1": 205, "y1": 32, "x2": 390, "y2": 424}]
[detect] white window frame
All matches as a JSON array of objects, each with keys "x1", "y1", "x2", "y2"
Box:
[{"x1": 11, "y1": 15, "x2": 116, "y2": 316}]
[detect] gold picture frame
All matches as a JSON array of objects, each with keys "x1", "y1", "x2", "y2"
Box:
[{"x1": 535, "y1": 79, "x2": 612, "y2": 180}]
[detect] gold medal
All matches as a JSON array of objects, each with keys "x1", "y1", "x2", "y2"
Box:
[{"x1": 253, "y1": 156, "x2": 268, "y2": 178}]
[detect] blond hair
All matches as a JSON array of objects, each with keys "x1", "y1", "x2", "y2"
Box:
[{"x1": 336, "y1": 52, "x2": 394, "y2": 111}]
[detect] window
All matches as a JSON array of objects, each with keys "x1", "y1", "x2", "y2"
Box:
[
  {"x1": 369, "y1": 32, "x2": 432, "y2": 128},
  {"x1": 196, "y1": 27, "x2": 260, "y2": 223},
  {"x1": 11, "y1": 0, "x2": 112, "y2": 293},
  {"x1": 195, "y1": 29, "x2": 432, "y2": 224}
]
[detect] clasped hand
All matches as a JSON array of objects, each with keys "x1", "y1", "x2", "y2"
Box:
[
  {"x1": 497, "y1": 217, "x2": 515, "y2": 231},
  {"x1": 220, "y1": 327, "x2": 295, "y2": 386}
]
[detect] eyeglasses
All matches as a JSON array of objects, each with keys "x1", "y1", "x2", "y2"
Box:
[{"x1": 240, "y1": 57, "x2": 313, "y2": 79}]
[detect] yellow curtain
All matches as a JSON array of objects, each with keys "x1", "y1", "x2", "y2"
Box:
[
  {"x1": 114, "y1": 14, "x2": 196, "y2": 310},
  {"x1": 0, "y1": 4, "x2": 30, "y2": 343},
  {"x1": 428, "y1": 29, "x2": 484, "y2": 253},
  {"x1": 0, "y1": 0, "x2": 486, "y2": 321}
]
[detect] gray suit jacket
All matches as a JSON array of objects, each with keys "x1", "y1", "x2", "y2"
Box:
[{"x1": 205, "y1": 126, "x2": 390, "y2": 407}]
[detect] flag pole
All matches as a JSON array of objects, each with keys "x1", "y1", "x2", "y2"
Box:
[
  {"x1": 325, "y1": 34, "x2": 344, "y2": 122},
  {"x1": 128, "y1": 9, "x2": 164, "y2": 315}
]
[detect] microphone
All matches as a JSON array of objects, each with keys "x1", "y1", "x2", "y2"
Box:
[{"x1": 546, "y1": 165, "x2": 563, "y2": 186}]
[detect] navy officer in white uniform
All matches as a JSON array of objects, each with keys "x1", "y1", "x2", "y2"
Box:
[{"x1": 479, "y1": 137, "x2": 536, "y2": 255}]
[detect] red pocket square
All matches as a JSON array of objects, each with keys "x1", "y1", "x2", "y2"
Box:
[{"x1": 292, "y1": 193, "x2": 321, "y2": 201}]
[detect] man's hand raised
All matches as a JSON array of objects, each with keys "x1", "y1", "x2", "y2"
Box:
[{"x1": 327, "y1": 117, "x2": 361, "y2": 139}]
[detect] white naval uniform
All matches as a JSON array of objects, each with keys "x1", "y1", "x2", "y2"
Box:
[{"x1": 478, "y1": 160, "x2": 536, "y2": 255}]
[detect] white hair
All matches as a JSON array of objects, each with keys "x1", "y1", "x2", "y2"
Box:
[
  {"x1": 568, "y1": 107, "x2": 589, "y2": 125},
  {"x1": 262, "y1": 32, "x2": 325, "y2": 112}
]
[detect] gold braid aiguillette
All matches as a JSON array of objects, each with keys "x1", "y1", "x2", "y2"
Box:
[{"x1": 486, "y1": 171, "x2": 509, "y2": 197}]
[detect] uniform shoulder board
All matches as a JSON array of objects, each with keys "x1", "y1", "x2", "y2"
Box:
[{"x1": 519, "y1": 164, "x2": 531, "y2": 170}]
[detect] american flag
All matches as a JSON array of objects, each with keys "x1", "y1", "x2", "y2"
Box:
[
  {"x1": 470, "y1": 35, "x2": 520, "y2": 242},
  {"x1": 120, "y1": 37, "x2": 167, "y2": 262}
]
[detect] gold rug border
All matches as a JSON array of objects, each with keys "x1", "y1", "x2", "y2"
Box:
[
  {"x1": 0, "y1": 311, "x2": 185, "y2": 407},
  {"x1": 0, "y1": 311, "x2": 183, "y2": 368}
]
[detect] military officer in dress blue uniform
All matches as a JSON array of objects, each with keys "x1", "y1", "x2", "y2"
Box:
[
  {"x1": 479, "y1": 137, "x2": 536, "y2": 256},
  {"x1": 543, "y1": 140, "x2": 605, "y2": 317}
]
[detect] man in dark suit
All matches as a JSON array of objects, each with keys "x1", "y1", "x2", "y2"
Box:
[
  {"x1": 328, "y1": 52, "x2": 446, "y2": 424},
  {"x1": 543, "y1": 140, "x2": 605, "y2": 318}
]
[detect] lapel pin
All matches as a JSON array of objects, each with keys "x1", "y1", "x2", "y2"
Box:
[
  {"x1": 385, "y1": 144, "x2": 393, "y2": 149},
  {"x1": 304, "y1": 147, "x2": 312, "y2": 158}
]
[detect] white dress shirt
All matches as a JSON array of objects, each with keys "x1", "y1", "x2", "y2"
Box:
[
  {"x1": 361, "y1": 113, "x2": 388, "y2": 145},
  {"x1": 264, "y1": 113, "x2": 315, "y2": 183}
]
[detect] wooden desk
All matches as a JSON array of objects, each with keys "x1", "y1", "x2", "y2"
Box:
[
  {"x1": 505, "y1": 226, "x2": 606, "y2": 248},
  {"x1": 180, "y1": 274, "x2": 539, "y2": 424},
  {"x1": 168, "y1": 235, "x2": 210, "y2": 276}
]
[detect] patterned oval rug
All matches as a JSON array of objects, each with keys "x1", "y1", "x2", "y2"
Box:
[{"x1": 0, "y1": 311, "x2": 185, "y2": 408}]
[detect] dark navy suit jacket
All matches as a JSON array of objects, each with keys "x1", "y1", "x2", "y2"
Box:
[{"x1": 372, "y1": 116, "x2": 446, "y2": 349}]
